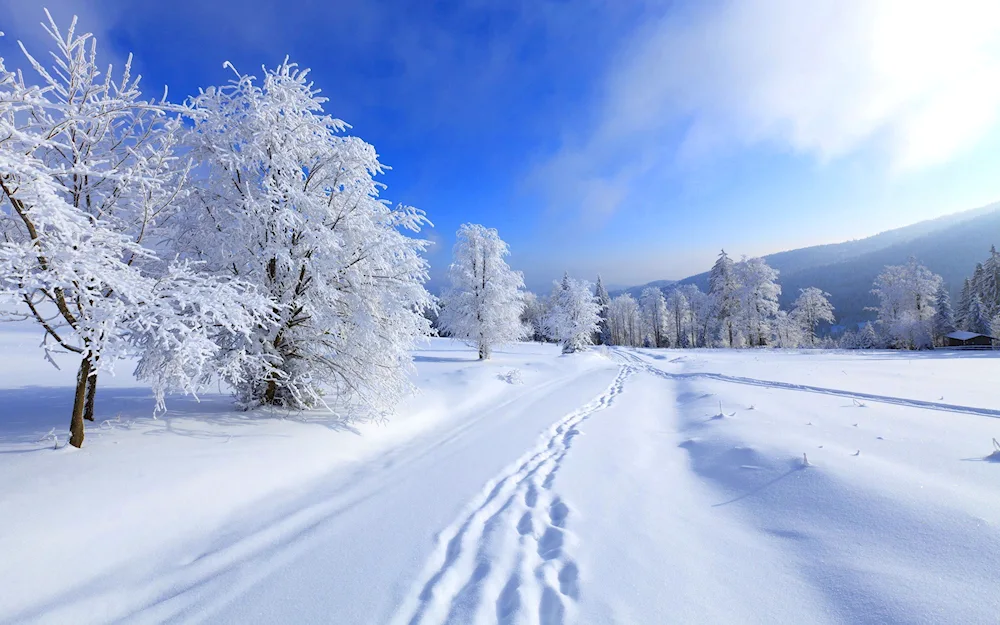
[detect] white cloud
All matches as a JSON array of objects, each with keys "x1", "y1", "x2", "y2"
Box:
[{"x1": 538, "y1": 0, "x2": 1000, "y2": 216}]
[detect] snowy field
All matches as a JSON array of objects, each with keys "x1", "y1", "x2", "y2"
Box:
[{"x1": 2, "y1": 335, "x2": 1000, "y2": 624}]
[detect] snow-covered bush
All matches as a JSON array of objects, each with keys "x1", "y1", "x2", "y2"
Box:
[
  {"x1": 438, "y1": 224, "x2": 528, "y2": 359},
  {"x1": 178, "y1": 60, "x2": 432, "y2": 412}
]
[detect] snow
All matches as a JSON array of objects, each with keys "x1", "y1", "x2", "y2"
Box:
[
  {"x1": 946, "y1": 330, "x2": 991, "y2": 340},
  {"x1": 2, "y1": 337, "x2": 1000, "y2": 623}
]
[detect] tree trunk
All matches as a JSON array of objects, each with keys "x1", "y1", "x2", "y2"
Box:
[
  {"x1": 479, "y1": 343, "x2": 491, "y2": 360},
  {"x1": 265, "y1": 378, "x2": 278, "y2": 405},
  {"x1": 69, "y1": 357, "x2": 92, "y2": 448},
  {"x1": 83, "y1": 371, "x2": 98, "y2": 421}
]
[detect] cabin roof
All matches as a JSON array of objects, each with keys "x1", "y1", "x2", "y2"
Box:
[{"x1": 946, "y1": 331, "x2": 996, "y2": 341}]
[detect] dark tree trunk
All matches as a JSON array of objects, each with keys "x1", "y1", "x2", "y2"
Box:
[
  {"x1": 83, "y1": 371, "x2": 98, "y2": 421},
  {"x1": 69, "y1": 358, "x2": 92, "y2": 448}
]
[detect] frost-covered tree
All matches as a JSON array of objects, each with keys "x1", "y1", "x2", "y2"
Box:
[
  {"x1": 965, "y1": 294, "x2": 990, "y2": 335},
  {"x1": 640, "y1": 287, "x2": 668, "y2": 348},
  {"x1": 956, "y1": 278, "x2": 974, "y2": 331},
  {"x1": 665, "y1": 288, "x2": 688, "y2": 348},
  {"x1": 546, "y1": 274, "x2": 601, "y2": 354},
  {"x1": 983, "y1": 246, "x2": 1000, "y2": 319},
  {"x1": 857, "y1": 322, "x2": 880, "y2": 349},
  {"x1": 607, "y1": 293, "x2": 642, "y2": 347},
  {"x1": 791, "y1": 287, "x2": 836, "y2": 346},
  {"x1": 520, "y1": 292, "x2": 549, "y2": 343},
  {"x1": 735, "y1": 257, "x2": 780, "y2": 347},
  {"x1": 438, "y1": 224, "x2": 527, "y2": 359},
  {"x1": 681, "y1": 284, "x2": 711, "y2": 348},
  {"x1": 0, "y1": 14, "x2": 266, "y2": 447},
  {"x1": 931, "y1": 282, "x2": 956, "y2": 345},
  {"x1": 180, "y1": 60, "x2": 432, "y2": 410},
  {"x1": 708, "y1": 250, "x2": 740, "y2": 346},
  {"x1": 594, "y1": 275, "x2": 612, "y2": 345},
  {"x1": 772, "y1": 310, "x2": 804, "y2": 348},
  {"x1": 871, "y1": 258, "x2": 942, "y2": 349}
]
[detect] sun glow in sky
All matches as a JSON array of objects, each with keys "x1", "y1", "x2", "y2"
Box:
[{"x1": 2, "y1": 0, "x2": 999, "y2": 291}]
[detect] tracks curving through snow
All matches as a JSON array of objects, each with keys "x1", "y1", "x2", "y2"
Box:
[
  {"x1": 612, "y1": 348, "x2": 1000, "y2": 419},
  {"x1": 392, "y1": 365, "x2": 633, "y2": 625}
]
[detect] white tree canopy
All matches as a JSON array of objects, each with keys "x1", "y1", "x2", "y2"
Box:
[
  {"x1": 871, "y1": 258, "x2": 942, "y2": 349},
  {"x1": 792, "y1": 287, "x2": 836, "y2": 345},
  {"x1": 179, "y1": 59, "x2": 432, "y2": 412},
  {"x1": 0, "y1": 13, "x2": 266, "y2": 446},
  {"x1": 546, "y1": 274, "x2": 601, "y2": 354},
  {"x1": 438, "y1": 224, "x2": 527, "y2": 359}
]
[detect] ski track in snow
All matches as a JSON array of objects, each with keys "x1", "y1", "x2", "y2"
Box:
[
  {"x1": 392, "y1": 365, "x2": 633, "y2": 625},
  {"x1": 611, "y1": 348, "x2": 1000, "y2": 419}
]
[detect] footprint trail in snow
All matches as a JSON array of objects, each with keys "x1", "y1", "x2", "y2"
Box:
[{"x1": 392, "y1": 365, "x2": 633, "y2": 625}]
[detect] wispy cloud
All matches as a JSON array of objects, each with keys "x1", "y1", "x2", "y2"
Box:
[{"x1": 536, "y1": 0, "x2": 1000, "y2": 218}]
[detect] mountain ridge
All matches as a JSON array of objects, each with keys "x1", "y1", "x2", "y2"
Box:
[{"x1": 615, "y1": 202, "x2": 1000, "y2": 327}]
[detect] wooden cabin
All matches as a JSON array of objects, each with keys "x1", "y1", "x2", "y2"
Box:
[{"x1": 944, "y1": 331, "x2": 996, "y2": 348}]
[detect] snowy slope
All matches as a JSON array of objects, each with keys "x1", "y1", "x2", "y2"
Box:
[{"x1": 2, "y1": 337, "x2": 1000, "y2": 624}]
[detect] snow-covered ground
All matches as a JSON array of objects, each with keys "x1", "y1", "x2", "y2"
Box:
[{"x1": 2, "y1": 336, "x2": 1000, "y2": 624}]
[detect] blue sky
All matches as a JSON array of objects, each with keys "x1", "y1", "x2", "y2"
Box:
[{"x1": 3, "y1": 0, "x2": 1000, "y2": 292}]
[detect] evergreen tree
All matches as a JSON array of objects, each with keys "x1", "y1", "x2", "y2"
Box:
[
  {"x1": 931, "y1": 282, "x2": 956, "y2": 345},
  {"x1": 594, "y1": 275, "x2": 612, "y2": 345},
  {"x1": 956, "y1": 278, "x2": 974, "y2": 330},
  {"x1": 857, "y1": 322, "x2": 879, "y2": 349},
  {"x1": 982, "y1": 246, "x2": 1000, "y2": 319},
  {"x1": 546, "y1": 274, "x2": 602, "y2": 354},
  {"x1": 708, "y1": 250, "x2": 739, "y2": 347},
  {"x1": 966, "y1": 294, "x2": 990, "y2": 335}
]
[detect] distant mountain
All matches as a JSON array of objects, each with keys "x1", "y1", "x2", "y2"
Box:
[
  {"x1": 613, "y1": 279, "x2": 677, "y2": 299},
  {"x1": 617, "y1": 202, "x2": 1000, "y2": 329}
]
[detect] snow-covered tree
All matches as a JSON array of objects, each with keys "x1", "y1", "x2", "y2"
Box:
[
  {"x1": 438, "y1": 224, "x2": 527, "y2": 359},
  {"x1": 0, "y1": 14, "x2": 267, "y2": 447},
  {"x1": 857, "y1": 322, "x2": 880, "y2": 349},
  {"x1": 735, "y1": 256, "x2": 780, "y2": 347},
  {"x1": 607, "y1": 293, "x2": 642, "y2": 347},
  {"x1": 546, "y1": 274, "x2": 601, "y2": 353},
  {"x1": 772, "y1": 310, "x2": 804, "y2": 348},
  {"x1": 708, "y1": 250, "x2": 740, "y2": 346},
  {"x1": 679, "y1": 284, "x2": 710, "y2": 348},
  {"x1": 965, "y1": 294, "x2": 990, "y2": 335},
  {"x1": 520, "y1": 292, "x2": 550, "y2": 342},
  {"x1": 871, "y1": 258, "x2": 942, "y2": 349},
  {"x1": 956, "y1": 277, "x2": 974, "y2": 331},
  {"x1": 983, "y1": 246, "x2": 1000, "y2": 319},
  {"x1": 180, "y1": 59, "x2": 432, "y2": 410},
  {"x1": 791, "y1": 287, "x2": 836, "y2": 346},
  {"x1": 931, "y1": 282, "x2": 956, "y2": 345},
  {"x1": 640, "y1": 287, "x2": 668, "y2": 348},
  {"x1": 594, "y1": 275, "x2": 612, "y2": 345},
  {"x1": 665, "y1": 288, "x2": 687, "y2": 348}
]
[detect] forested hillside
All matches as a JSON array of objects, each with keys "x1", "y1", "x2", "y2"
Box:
[{"x1": 624, "y1": 203, "x2": 1000, "y2": 328}]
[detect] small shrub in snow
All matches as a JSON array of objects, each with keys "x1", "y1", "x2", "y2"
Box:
[{"x1": 498, "y1": 369, "x2": 524, "y2": 385}]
